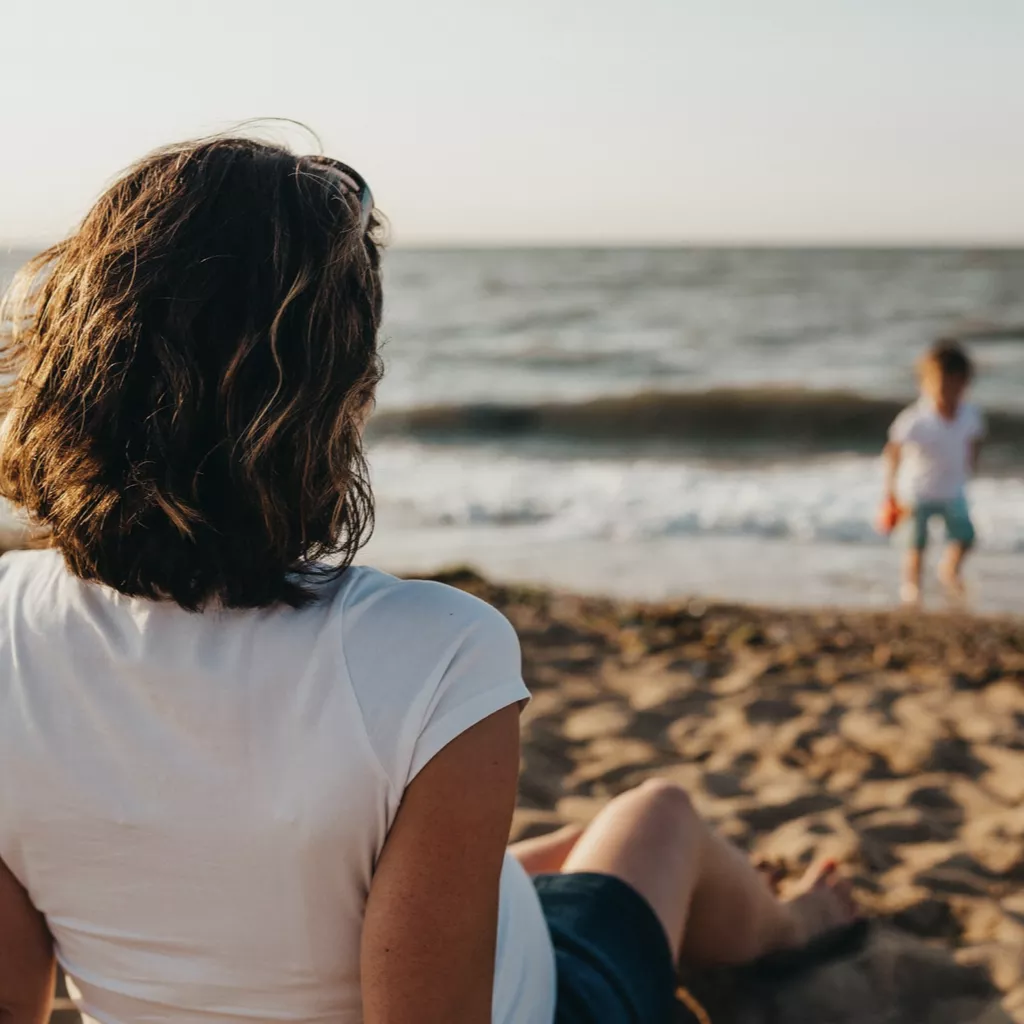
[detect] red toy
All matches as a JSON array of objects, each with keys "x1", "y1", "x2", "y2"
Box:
[{"x1": 875, "y1": 495, "x2": 907, "y2": 536}]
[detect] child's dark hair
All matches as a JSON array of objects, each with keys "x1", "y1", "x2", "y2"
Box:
[
  {"x1": 0, "y1": 135, "x2": 384, "y2": 610},
  {"x1": 922, "y1": 339, "x2": 974, "y2": 381}
]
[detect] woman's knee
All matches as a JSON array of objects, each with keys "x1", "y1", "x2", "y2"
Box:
[
  {"x1": 567, "y1": 779, "x2": 700, "y2": 868},
  {"x1": 627, "y1": 778, "x2": 698, "y2": 830}
]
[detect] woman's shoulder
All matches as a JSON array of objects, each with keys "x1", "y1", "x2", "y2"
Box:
[
  {"x1": 339, "y1": 565, "x2": 515, "y2": 641},
  {"x1": 0, "y1": 547, "x2": 64, "y2": 595},
  {"x1": 335, "y1": 566, "x2": 523, "y2": 710}
]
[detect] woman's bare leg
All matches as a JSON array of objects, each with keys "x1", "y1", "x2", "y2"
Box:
[
  {"x1": 559, "y1": 779, "x2": 855, "y2": 965},
  {"x1": 509, "y1": 824, "x2": 584, "y2": 875}
]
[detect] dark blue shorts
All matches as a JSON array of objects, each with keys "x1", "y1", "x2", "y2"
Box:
[
  {"x1": 904, "y1": 496, "x2": 975, "y2": 550},
  {"x1": 533, "y1": 872, "x2": 679, "y2": 1023}
]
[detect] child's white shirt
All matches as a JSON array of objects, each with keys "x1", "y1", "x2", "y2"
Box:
[{"x1": 888, "y1": 397, "x2": 985, "y2": 502}]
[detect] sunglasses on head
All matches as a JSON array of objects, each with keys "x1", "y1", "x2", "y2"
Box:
[{"x1": 303, "y1": 157, "x2": 374, "y2": 233}]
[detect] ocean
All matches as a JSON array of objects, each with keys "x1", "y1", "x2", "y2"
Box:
[{"x1": 3, "y1": 246, "x2": 1023, "y2": 611}]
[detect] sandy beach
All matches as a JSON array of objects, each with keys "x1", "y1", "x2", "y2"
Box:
[{"x1": 419, "y1": 569, "x2": 1024, "y2": 1022}]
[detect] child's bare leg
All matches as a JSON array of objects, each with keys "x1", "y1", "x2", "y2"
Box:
[
  {"x1": 937, "y1": 502, "x2": 973, "y2": 602},
  {"x1": 901, "y1": 548, "x2": 923, "y2": 605},
  {"x1": 938, "y1": 542, "x2": 968, "y2": 599},
  {"x1": 560, "y1": 779, "x2": 855, "y2": 966}
]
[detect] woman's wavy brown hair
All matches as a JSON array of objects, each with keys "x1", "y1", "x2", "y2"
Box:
[{"x1": 0, "y1": 135, "x2": 384, "y2": 609}]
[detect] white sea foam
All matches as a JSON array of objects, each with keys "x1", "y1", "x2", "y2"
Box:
[{"x1": 369, "y1": 442, "x2": 1024, "y2": 553}]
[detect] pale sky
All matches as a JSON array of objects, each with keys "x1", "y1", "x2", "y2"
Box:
[{"x1": 1, "y1": 0, "x2": 1022, "y2": 246}]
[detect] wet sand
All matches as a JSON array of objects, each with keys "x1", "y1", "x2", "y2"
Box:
[
  {"x1": 363, "y1": 527, "x2": 1024, "y2": 617},
  {"x1": 432, "y1": 569, "x2": 1024, "y2": 1022}
]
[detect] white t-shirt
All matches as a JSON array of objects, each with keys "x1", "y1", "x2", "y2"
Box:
[
  {"x1": 0, "y1": 550, "x2": 556, "y2": 1024},
  {"x1": 888, "y1": 398, "x2": 985, "y2": 503}
]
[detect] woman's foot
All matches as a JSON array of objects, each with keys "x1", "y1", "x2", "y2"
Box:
[
  {"x1": 900, "y1": 581, "x2": 921, "y2": 608},
  {"x1": 781, "y1": 861, "x2": 859, "y2": 948},
  {"x1": 754, "y1": 858, "x2": 787, "y2": 894}
]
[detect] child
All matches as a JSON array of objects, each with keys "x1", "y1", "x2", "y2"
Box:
[{"x1": 883, "y1": 340, "x2": 984, "y2": 606}]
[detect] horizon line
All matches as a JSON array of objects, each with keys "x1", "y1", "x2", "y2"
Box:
[{"x1": 5, "y1": 238, "x2": 1024, "y2": 254}]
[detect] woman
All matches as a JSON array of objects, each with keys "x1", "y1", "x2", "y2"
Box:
[{"x1": 0, "y1": 136, "x2": 854, "y2": 1024}]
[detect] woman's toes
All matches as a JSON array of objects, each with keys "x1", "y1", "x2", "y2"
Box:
[{"x1": 785, "y1": 860, "x2": 860, "y2": 945}]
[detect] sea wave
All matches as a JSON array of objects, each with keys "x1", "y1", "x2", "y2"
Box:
[
  {"x1": 369, "y1": 443, "x2": 1024, "y2": 553},
  {"x1": 370, "y1": 388, "x2": 1024, "y2": 462}
]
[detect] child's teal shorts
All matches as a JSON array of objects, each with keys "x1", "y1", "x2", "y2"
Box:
[{"x1": 904, "y1": 495, "x2": 975, "y2": 550}]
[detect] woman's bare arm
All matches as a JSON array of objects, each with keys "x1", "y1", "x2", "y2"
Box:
[
  {"x1": 361, "y1": 704, "x2": 520, "y2": 1024},
  {"x1": 0, "y1": 857, "x2": 54, "y2": 1024}
]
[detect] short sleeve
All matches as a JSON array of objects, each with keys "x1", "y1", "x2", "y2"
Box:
[
  {"x1": 339, "y1": 572, "x2": 529, "y2": 796},
  {"x1": 965, "y1": 404, "x2": 986, "y2": 440},
  {"x1": 404, "y1": 604, "x2": 527, "y2": 785},
  {"x1": 888, "y1": 406, "x2": 919, "y2": 445}
]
